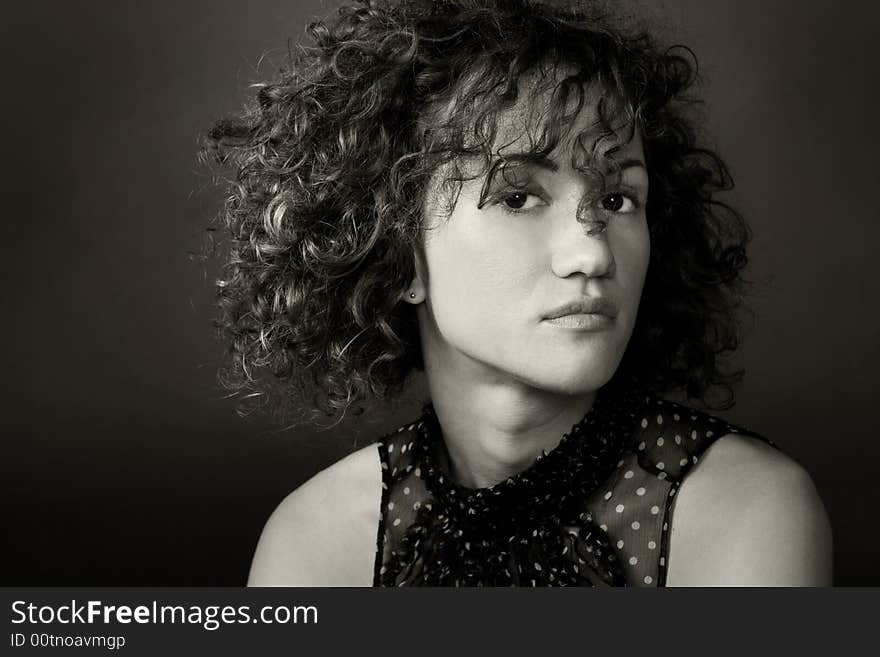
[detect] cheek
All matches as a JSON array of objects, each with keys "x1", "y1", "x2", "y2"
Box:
[
  {"x1": 614, "y1": 218, "x2": 651, "y2": 296},
  {"x1": 424, "y1": 217, "x2": 541, "y2": 306}
]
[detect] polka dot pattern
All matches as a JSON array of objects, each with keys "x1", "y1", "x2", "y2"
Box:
[{"x1": 374, "y1": 390, "x2": 772, "y2": 587}]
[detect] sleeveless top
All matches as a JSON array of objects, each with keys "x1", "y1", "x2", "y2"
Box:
[{"x1": 373, "y1": 387, "x2": 773, "y2": 587}]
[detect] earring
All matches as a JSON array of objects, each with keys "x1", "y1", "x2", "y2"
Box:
[{"x1": 409, "y1": 292, "x2": 416, "y2": 299}]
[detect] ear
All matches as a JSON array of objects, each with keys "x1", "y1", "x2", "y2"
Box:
[{"x1": 403, "y1": 247, "x2": 427, "y2": 304}]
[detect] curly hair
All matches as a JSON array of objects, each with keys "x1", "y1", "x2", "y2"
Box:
[{"x1": 203, "y1": 0, "x2": 751, "y2": 423}]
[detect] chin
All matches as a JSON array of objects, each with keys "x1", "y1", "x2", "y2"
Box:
[
  {"x1": 513, "y1": 357, "x2": 620, "y2": 396},
  {"x1": 551, "y1": 372, "x2": 617, "y2": 396}
]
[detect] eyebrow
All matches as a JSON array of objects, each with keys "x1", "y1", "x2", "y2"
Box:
[
  {"x1": 493, "y1": 153, "x2": 647, "y2": 175},
  {"x1": 611, "y1": 157, "x2": 648, "y2": 174},
  {"x1": 494, "y1": 152, "x2": 560, "y2": 172}
]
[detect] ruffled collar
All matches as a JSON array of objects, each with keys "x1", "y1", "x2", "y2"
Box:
[
  {"x1": 418, "y1": 389, "x2": 629, "y2": 528},
  {"x1": 379, "y1": 386, "x2": 641, "y2": 586}
]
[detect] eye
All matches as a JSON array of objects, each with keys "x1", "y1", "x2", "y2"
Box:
[
  {"x1": 499, "y1": 191, "x2": 544, "y2": 212},
  {"x1": 600, "y1": 193, "x2": 638, "y2": 213}
]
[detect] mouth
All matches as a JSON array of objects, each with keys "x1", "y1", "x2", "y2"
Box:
[
  {"x1": 543, "y1": 297, "x2": 619, "y2": 321},
  {"x1": 543, "y1": 313, "x2": 615, "y2": 330}
]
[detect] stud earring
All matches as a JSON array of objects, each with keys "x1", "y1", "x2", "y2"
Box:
[{"x1": 409, "y1": 292, "x2": 416, "y2": 299}]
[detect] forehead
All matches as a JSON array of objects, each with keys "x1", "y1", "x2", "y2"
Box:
[
  {"x1": 489, "y1": 68, "x2": 642, "y2": 164},
  {"x1": 420, "y1": 63, "x2": 645, "y2": 201}
]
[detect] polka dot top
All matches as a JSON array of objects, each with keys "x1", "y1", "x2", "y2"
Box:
[{"x1": 373, "y1": 387, "x2": 774, "y2": 586}]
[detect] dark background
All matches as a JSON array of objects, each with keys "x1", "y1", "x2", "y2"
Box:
[{"x1": 3, "y1": 0, "x2": 878, "y2": 585}]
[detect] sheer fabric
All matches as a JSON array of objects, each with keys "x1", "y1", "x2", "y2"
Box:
[{"x1": 373, "y1": 388, "x2": 771, "y2": 586}]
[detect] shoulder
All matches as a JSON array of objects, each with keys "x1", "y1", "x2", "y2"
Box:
[
  {"x1": 665, "y1": 432, "x2": 833, "y2": 586},
  {"x1": 247, "y1": 442, "x2": 383, "y2": 587}
]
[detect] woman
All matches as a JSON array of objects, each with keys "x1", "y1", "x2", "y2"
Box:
[{"x1": 206, "y1": 0, "x2": 832, "y2": 586}]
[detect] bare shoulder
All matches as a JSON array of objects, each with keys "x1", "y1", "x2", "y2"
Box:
[
  {"x1": 247, "y1": 442, "x2": 382, "y2": 587},
  {"x1": 666, "y1": 432, "x2": 833, "y2": 586}
]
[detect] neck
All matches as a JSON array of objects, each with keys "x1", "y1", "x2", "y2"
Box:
[{"x1": 421, "y1": 340, "x2": 597, "y2": 490}]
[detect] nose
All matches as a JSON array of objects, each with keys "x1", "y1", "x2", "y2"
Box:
[{"x1": 549, "y1": 203, "x2": 616, "y2": 280}]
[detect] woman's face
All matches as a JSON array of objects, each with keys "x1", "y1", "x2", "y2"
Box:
[{"x1": 415, "y1": 83, "x2": 651, "y2": 395}]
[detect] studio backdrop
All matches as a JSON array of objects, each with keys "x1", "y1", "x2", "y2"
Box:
[{"x1": 3, "y1": 0, "x2": 878, "y2": 585}]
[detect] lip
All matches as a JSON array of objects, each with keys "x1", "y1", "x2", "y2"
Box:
[
  {"x1": 543, "y1": 297, "x2": 619, "y2": 321},
  {"x1": 544, "y1": 313, "x2": 615, "y2": 330}
]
